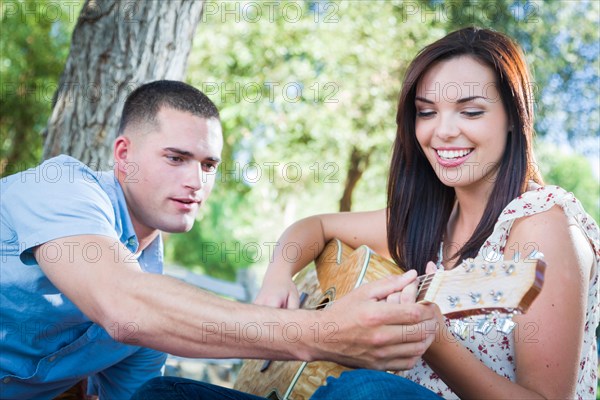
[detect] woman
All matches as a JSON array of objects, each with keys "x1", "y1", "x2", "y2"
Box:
[
  {"x1": 133, "y1": 27, "x2": 598, "y2": 399},
  {"x1": 256, "y1": 27, "x2": 598, "y2": 399}
]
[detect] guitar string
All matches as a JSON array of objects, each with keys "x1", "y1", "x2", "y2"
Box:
[
  {"x1": 302, "y1": 273, "x2": 437, "y2": 310},
  {"x1": 302, "y1": 269, "x2": 513, "y2": 310}
]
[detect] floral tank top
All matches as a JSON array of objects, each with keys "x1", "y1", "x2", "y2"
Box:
[{"x1": 402, "y1": 185, "x2": 599, "y2": 399}]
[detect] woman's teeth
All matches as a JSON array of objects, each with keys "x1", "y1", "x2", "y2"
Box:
[{"x1": 437, "y1": 149, "x2": 472, "y2": 160}]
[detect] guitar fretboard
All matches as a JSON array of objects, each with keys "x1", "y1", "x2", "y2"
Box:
[{"x1": 416, "y1": 273, "x2": 435, "y2": 302}]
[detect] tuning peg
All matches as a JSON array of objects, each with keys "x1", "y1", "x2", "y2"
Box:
[
  {"x1": 451, "y1": 319, "x2": 469, "y2": 340},
  {"x1": 490, "y1": 290, "x2": 504, "y2": 303},
  {"x1": 447, "y1": 295, "x2": 460, "y2": 308},
  {"x1": 496, "y1": 316, "x2": 516, "y2": 334},
  {"x1": 469, "y1": 292, "x2": 482, "y2": 304},
  {"x1": 461, "y1": 258, "x2": 476, "y2": 273},
  {"x1": 474, "y1": 317, "x2": 494, "y2": 335},
  {"x1": 502, "y1": 263, "x2": 516, "y2": 275}
]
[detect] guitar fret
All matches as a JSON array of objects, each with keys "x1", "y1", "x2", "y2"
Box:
[
  {"x1": 416, "y1": 273, "x2": 434, "y2": 302},
  {"x1": 416, "y1": 274, "x2": 433, "y2": 289}
]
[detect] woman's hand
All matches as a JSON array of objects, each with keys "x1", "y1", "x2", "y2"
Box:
[
  {"x1": 254, "y1": 273, "x2": 301, "y2": 309},
  {"x1": 384, "y1": 263, "x2": 438, "y2": 305},
  {"x1": 386, "y1": 263, "x2": 445, "y2": 342},
  {"x1": 385, "y1": 269, "x2": 418, "y2": 304}
]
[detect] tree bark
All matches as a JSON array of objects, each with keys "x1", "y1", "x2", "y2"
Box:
[
  {"x1": 43, "y1": 0, "x2": 205, "y2": 168},
  {"x1": 339, "y1": 146, "x2": 372, "y2": 212}
]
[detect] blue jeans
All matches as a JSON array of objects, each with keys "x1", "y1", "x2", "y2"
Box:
[
  {"x1": 130, "y1": 376, "x2": 265, "y2": 400},
  {"x1": 312, "y1": 369, "x2": 442, "y2": 399},
  {"x1": 131, "y1": 370, "x2": 442, "y2": 399}
]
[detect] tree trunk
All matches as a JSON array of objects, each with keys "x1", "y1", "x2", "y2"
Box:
[
  {"x1": 43, "y1": 0, "x2": 205, "y2": 168},
  {"x1": 339, "y1": 146, "x2": 372, "y2": 212}
]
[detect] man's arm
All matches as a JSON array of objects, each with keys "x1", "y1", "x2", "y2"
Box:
[{"x1": 34, "y1": 234, "x2": 436, "y2": 370}]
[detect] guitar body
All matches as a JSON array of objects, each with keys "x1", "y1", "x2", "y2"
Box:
[{"x1": 234, "y1": 239, "x2": 403, "y2": 400}]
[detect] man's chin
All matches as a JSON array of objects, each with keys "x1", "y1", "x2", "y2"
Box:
[{"x1": 160, "y1": 220, "x2": 196, "y2": 234}]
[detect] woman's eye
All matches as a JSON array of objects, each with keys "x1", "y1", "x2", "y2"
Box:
[
  {"x1": 417, "y1": 111, "x2": 435, "y2": 118},
  {"x1": 463, "y1": 110, "x2": 484, "y2": 117}
]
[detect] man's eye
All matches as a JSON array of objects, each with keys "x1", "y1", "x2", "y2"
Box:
[
  {"x1": 167, "y1": 156, "x2": 183, "y2": 163},
  {"x1": 203, "y1": 164, "x2": 217, "y2": 172}
]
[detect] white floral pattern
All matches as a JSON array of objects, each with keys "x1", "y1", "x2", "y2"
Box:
[{"x1": 402, "y1": 185, "x2": 599, "y2": 399}]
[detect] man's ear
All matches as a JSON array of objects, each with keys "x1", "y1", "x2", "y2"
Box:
[{"x1": 113, "y1": 136, "x2": 131, "y2": 178}]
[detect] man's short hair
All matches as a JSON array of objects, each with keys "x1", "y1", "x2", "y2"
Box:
[{"x1": 118, "y1": 80, "x2": 219, "y2": 134}]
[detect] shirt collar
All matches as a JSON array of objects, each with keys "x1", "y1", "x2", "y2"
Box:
[{"x1": 96, "y1": 170, "x2": 139, "y2": 253}]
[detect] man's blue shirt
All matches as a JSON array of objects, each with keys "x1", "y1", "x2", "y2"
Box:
[{"x1": 0, "y1": 155, "x2": 166, "y2": 399}]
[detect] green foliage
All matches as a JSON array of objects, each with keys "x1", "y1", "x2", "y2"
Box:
[
  {"x1": 167, "y1": 1, "x2": 442, "y2": 273},
  {"x1": 537, "y1": 141, "x2": 600, "y2": 222},
  {"x1": 0, "y1": 0, "x2": 80, "y2": 175},
  {"x1": 164, "y1": 185, "x2": 258, "y2": 281},
  {"x1": 2, "y1": 0, "x2": 598, "y2": 282},
  {"x1": 163, "y1": 0, "x2": 600, "y2": 278}
]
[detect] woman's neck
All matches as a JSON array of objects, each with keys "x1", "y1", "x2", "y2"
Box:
[
  {"x1": 454, "y1": 181, "x2": 495, "y2": 230},
  {"x1": 443, "y1": 184, "x2": 494, "y2": 267}
]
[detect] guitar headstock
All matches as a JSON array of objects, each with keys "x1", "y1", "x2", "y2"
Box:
[{"x1": 418, "y1": 258, "x2": 546, "y2": 319}]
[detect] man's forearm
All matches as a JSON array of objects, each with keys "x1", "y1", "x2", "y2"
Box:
[
  {"x1": 36, "y1": 236, "x2": 437, "y2": 371},
  {"x1": 105, "y1": 271, "x2": 318, "y2": 361}
]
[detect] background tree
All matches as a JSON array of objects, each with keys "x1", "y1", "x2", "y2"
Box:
[
  {"x1": 2, "y1": 0, "x2": 598, "y2": 280},
  {"x1": 1, "y1": 0, "x2": 74, "y2": 175},
  {"x1": 169, "y1": 1, "x2": 442, "y2": 278},
  {"x1": 41, "y1": 0, "x2": 205, "y2": 169}
]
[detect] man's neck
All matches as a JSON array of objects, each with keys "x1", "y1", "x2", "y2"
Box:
[
  {"x1": 113, "y1": 166, "x2": 160, "y2": 253},
  {"x1": 136, "y1": 230, "x2": 160, "y2": 253},
  {"x1": 129, "y1": 220, "x2": 160, "y2": 253}
]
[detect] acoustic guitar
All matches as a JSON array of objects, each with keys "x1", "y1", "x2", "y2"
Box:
[{"x1": 234, "y1": 239, "x2": 545, "y2": 400}]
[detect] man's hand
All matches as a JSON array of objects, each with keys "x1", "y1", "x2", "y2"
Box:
[{"x1": 310, "y1": 271, "x2": 437, "y2": 371}]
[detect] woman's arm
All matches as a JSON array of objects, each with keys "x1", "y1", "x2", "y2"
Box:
[
  {"x1": 255, "y1": 209, "x2": 389, "y2": 307},
  {"x1": 423, "y1": 205, "x2": 593, "y2": 399}
]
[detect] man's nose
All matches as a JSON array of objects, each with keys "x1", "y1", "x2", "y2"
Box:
[{"x1": 184, "y1": 163, "x2": 203, "y2": 191}]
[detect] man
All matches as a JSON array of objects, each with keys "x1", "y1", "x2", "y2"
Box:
[{"x1": 1, "y1": 81, "x2": 436, "y2": 399}]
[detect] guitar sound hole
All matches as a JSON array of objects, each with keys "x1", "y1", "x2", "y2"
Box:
[
  {"x1": 316, "y1": 297, "x2": 331, "y2": 310},
  {"x1": 265, "y1": 390, "x2": 281, "y2": 400}
]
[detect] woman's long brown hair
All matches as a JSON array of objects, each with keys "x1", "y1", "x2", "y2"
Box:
[{"x1": 387, "y1": 27, "x2": 543, "y2": 274}]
